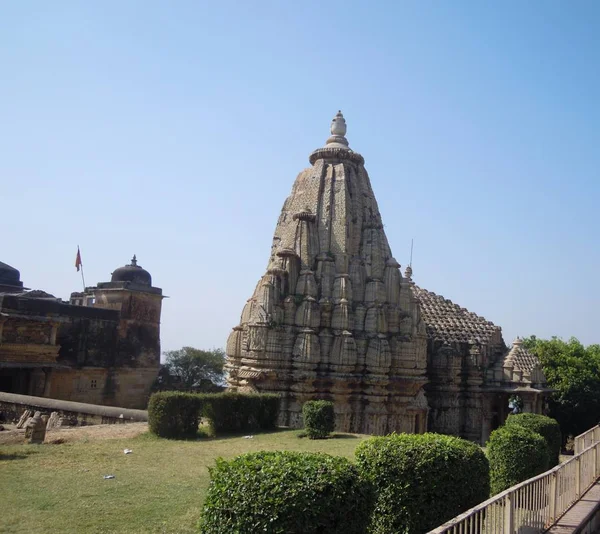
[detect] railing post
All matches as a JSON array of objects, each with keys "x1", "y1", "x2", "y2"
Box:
[
  {"x1": 549, "y1": 472, "x2": 557, "y2": 521},
  {"x1": 596, "y1": 443, "x2": 600, "y2": 479},
  {"x1": 504, "y1": 492, "x2": 514, "y2": 534},
  {"x1": 575, "y1": 456, "x2": 581, "y2": 497}
]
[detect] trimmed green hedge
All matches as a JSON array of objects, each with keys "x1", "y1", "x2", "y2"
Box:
[
  {"x1": 487, "y1": 425, "x2": 549, "y2": 495},
  {"x1": 198, "y1": 451, "x2": 373, "y2": 534},
  {"x1": 204, "y1": 392, "x2": 279, "y2": 434},
  {"x1": 355, "y1": 433, "x2": 489, "y2": 534},
  {"x1": 505, "y1": 413, "x2": 562, "y2": 467},
  {"x1": 148, "y1": 391, "x2": 279, "y2": 439},
  {"x1": 302, "y1": 400, "x2": 335, "y2": 439},
  {"x1": 148, "y1": 392, "x2": 203, "y2": 438}
]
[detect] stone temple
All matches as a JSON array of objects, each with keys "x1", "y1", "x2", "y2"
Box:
[
  {"x1": 226, "y1": 112, "x2": 552, "y2": 442},
  {"x1": 227, "y1": 111, "x2": 429, "y2": 435}
]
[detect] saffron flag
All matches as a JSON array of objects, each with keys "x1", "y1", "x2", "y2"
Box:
[{"x1": 75, "y1": 247, "x2": 82, "y2": 272}]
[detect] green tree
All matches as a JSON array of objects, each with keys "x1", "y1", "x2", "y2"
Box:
[
  {"x1": 156, "y1": 347, "x2": 226, "y2": 392},
  {"x1": 524, "y1": 336, "x2": 600, "y2": 438}
]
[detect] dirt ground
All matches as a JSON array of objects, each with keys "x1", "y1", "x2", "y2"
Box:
[{"x1": 0, "y1": 421, "x2": 148, "y2": 445}]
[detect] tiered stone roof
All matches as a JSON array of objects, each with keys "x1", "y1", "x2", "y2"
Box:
[
  {"x1": 504, "y1": 338, "x2": 539, "y2": 373},
  {"x1": 413, "y1": 285, "x2": 501, "y2": 345}
]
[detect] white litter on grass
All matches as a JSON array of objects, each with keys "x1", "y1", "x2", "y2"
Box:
[
  {"x1": 243, "y1": 435, "x2": 254, "y2": 439},
  {"x1": 124, "y1": 448, "x2": 133, "y2": 454},
  {"x1": 103, "y1": 475, "x2": 115, "y2": 479}
]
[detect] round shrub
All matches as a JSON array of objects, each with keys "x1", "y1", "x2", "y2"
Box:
[
  {"x1": 505, "y1": 413, "x2": 562, "y2": 467},
  {"x1": 148, "y1": 392, "x2": 202, "y2": 438},
  {"x1": 198, "y1": 451, "x2": 373, "y2": 534},
  {"x1": 302, "y1": 400, "x2": 335, "y2": 439},
  {"x1": 355, "y1": 433, "x2": 489, "y2": 534},
  {"x1": 487, "y1": 425, "x2": 549, "y2": 495}
]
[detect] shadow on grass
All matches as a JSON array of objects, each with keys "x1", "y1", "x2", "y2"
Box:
[
  {"x1": 330, "y1": 433, "x2": 360, "y2": 440},
  {"x1": 142, "y1": 426, "x2": 290, "y2": 442},
  {"x1": 0, "y1": 451, "x2": 35, "y2": 461},
  {"x1": 296, "y1": 431, "x2": 359, "y2": 440}
]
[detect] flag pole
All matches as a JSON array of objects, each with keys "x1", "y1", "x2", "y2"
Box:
[{"x1": 77, "y1": 245, "x2": 86, "y2": 291}]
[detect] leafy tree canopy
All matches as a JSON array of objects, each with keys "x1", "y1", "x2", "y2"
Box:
[
  {"x1": 155, "y1": 347, "x2": 226, "y2": 392},
  {"x1": 523, "y1": 336, "x2": 600, "y2": 437}
]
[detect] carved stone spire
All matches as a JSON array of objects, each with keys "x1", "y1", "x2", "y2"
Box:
[
  {"x1": 226, "y1": 113, "x2": 428, "y2": 435},
  {"x1": 325, "y1": 110, "x2": 349, "y2": 149}
]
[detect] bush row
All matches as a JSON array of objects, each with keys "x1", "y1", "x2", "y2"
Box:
[
  {"x1": 356, "y1": 433, "x2": 489, "y2": 534},
  {"x1": 487, "y1": 413, "x2": 561, "y2": 494},
  {"x1": 148, "y1": 391, "x2": 279, "y2": 438},
  {"x1": 199, "y1": 433, "x2": 490, "y2": 534},
  {"x1": 199, "y1": 451, "x2": 373, "y2": 534}
]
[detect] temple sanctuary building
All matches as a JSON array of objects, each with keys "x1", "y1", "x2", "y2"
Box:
[
  {"x1": 226, "y1": 112, "x2": 551, "y2": 444},
  {"x1": 0, "y1": 256, "x2": 163, "y2": 409}
]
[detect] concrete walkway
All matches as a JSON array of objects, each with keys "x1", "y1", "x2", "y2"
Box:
[{"x1": 547, "y1": 481, "x2": 600, "y2": 534}]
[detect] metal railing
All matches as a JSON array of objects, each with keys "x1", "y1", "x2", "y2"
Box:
[
  {"x1": 574, "y1": 424, "x2": 600, "y2": 455},
  {"x1": 429, "y1": 432, "x2": 600, "y2": 534}
]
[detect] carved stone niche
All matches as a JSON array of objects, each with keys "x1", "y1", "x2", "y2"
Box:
[
  {"x1": 333, "y1": 275, "x2": 353, "y2": 303},
  {"x1": 292, "y1": 328, "x2": 320, "y2": 371},
  {"x1": 331, "y1": 299, "x2": 353, "y2": 331},
  {"x1": 366, "y1": 334, "x2": 392, "y2": 374},
  {"x1": 330, "y1": 331, "x2": 357, "y2": 372},
  {"x1": 295, "y1": 296, "x2": 320, "y2": 328},
  {"x1": 247, "y1": 324, "x2": 268, "y2": 354},
  {"x1": 296, "y1": 270, "x2": 318, "y2": 298}
]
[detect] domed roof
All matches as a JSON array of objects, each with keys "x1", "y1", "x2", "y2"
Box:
[
  {"x1": 111, "y1": 255, "x2": 152, "y2": 286},
  {"x1": 0, "y1": 261, "x2": 21, "y2": 283},
  {"x1": 0, "y1": 260, "x2": 23, "y2": 289}
]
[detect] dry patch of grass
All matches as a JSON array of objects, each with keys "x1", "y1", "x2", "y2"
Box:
[{"x1": 0, "y1": 428, "x2": 368, "y2": 534}]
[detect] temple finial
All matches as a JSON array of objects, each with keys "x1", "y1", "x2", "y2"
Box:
[
  {"x1": 325, "y1": 110, "x2": 349, "y2": 149},
  {"x1": 131, "y1": 255, "x2": 137, "y2": 266}
]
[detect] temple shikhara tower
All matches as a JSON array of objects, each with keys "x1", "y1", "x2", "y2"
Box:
[{"x1": 226, "y1": 112, "x2": 429, "y2": 434}]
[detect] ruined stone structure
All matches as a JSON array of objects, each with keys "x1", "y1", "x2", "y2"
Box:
[
  {"x1": 226, "y1": 112, "x2": 551, "y2": 442},
  {"x1": 0, "y1": 256, "x2": 163, "y2": 409},
  {"x1": 226, "y1": 112, "x2": 429, "y2": 435},
  {"x1": 24, "y1": 411, "x2": 46, "y2": 444}
]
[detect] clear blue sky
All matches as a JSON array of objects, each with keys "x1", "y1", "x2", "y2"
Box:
[{"x1": 1, "y1": 1, "x2": 598, "y2": 353}]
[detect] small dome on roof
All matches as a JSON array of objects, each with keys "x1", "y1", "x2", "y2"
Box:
[
  {"x1": 0, "y1": 261, "x2": 22, "y2": 284},
  {"x1": 111, "y1": 255, "x2": 152, "y2": 286}
]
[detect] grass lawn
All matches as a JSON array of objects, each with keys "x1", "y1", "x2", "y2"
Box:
[{"x1": 1, "y1": 428, "x2": 369, "y2": 534}]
